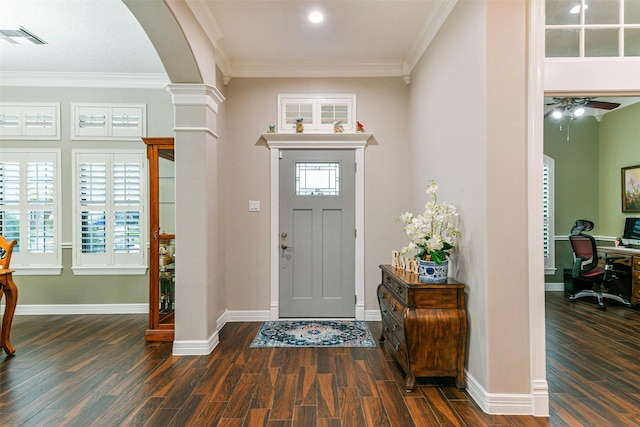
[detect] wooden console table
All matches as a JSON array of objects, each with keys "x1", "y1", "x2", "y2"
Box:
[
  {"x1": 377, "y1": 264, "x2": 467, "y2": 391},
  {"x1": 0, "y1": 268, "x2": 18, "y2": 355}
]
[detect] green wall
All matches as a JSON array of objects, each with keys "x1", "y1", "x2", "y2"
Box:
[
  {"x1": 599, "y1": 102, "x2": 640, "y2": 236},
  {"x1": 1, "y1": 86, "x2": 174, "y2": 306},
  {"x1": 544, "y1": 102, "x2": 640, "y2": 283}
]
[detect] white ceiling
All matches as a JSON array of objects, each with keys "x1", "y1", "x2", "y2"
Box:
[
  {"x1": 0, "y1": 0, "x2": 639, "y2": 113},
  {"x1": 0, "y1": 0, "x2": 453, "y2": 83}
]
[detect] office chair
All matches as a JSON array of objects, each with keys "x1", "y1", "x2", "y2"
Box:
[{"x1": 568, "y1": 219, "x2": 632, "y2": 310}]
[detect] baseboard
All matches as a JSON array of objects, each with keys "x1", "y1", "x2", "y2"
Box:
[
  {"x1": 364, "y1": 309, "x2": 382, "y2": 321},
  {"x1": 173, "y1": 331, "x2": 219, "y2": 356},
  {"x1": 465, "y1": 371, "x2": 541, "y2": 415},
  {"x1": 1, "y1": 303, "x2": 147, "y2": 315},
  {"x1": 545, "y1": 282, "x2": 564, "y2": 292}
]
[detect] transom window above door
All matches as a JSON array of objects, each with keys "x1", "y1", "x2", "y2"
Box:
[
  {"x1": 545, "y1": 0, "x2": 640, "y2": 57},
  {"x1": 278, "y1": 94, "x2": 356, "y2": 133}
]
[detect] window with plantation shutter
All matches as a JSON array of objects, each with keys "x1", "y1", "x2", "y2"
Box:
[
  {"x1": 73, "y1": 150, "x2": 147, "y2": 275},
  {"x1": 278, "y1": 94, "x2": 356, "y2": 133},
  {"x1": 0, "y1": 150, "x2": 61, "y2": 274},
  {"x1": 543, "y1": 155, "x2": 555, "y2": 275},
  {"x1": 0, "y1": 103, "x2": 60, "y2": 139},
  {"x1": 71, "y1": 104, "x2": 146, "y2": 140}
]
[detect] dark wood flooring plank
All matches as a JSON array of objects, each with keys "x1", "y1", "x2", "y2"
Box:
[
  {"x1": 251, "y1": 367, "x2": 280, "y2": 409},
  {"x1": 334, "y1": 353, "x2": 357, "y2": 388},
  {"x1": 270, "y1": 373, "x2": 297, "y2": 421},
  {"x1": 419, "y1": 385, "x2": 463, "y2": 427},
  {"x1": 376, "y1": 380, "x2": 415, "y2": 427},
  {"x1": 221, "y1": 373, "x2": 260, "y2": 419},
  {"x1": 404, "y1": 396, "x2": 440, "y2": 427},
  {"x1": 295, "y1": 365, "x2": 317, "y2": 406},
  {"x1": 361, "y1": 396, "x2": 391, "y2": 427},
  {"x1": 292, "y1": 405, "x2": 316, "y2": 427},
  {"x1": 338, "y1": 387, "x2": 367, "y2": 427},
  {"x1": 244, "y1": 407, "x2": 270, "y2": 427},
  {"x1": 317, "y1": 373, "x2": 339, "y2": 419}
]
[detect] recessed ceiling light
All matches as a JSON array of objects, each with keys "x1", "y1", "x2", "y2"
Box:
[{"x1": 308, "y1": 11, "x2": 324, "y2": 24}]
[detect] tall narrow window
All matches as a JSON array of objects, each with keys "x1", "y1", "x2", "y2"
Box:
[
  {"x1": 543, "y1": 155, "x2": 556, "y2": 275},
  {"x1": 0, "y1": 150, "x2": 61, "y2": 273},
  {"x1": 73, "y1": 150, "x2": 146, "y2": 274}
]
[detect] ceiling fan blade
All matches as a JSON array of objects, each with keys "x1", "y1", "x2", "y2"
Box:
[
  {"x1": 544, "y1": 110, "x2": 555, "y2": 118},
  {"x1": 585, "y1": 100, "x2": 621, "y2": 110}
]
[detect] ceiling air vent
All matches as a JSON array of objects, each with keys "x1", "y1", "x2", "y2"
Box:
[{"x1": 0, "y1": 27, "x2": 47, "y2": 45}]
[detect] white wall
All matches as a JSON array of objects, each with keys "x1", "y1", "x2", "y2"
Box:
[{"x1": 408, "y1": 0, "x2": 532, "y2": 398}]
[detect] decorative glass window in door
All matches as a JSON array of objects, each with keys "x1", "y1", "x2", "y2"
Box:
[{"x1": 295, "y1": 162, "x2": 340, "y2": 196}]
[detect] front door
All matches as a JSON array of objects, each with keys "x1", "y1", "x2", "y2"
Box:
[{"x1": 279, "y1": 149, "x2": 355, "y2": 318}]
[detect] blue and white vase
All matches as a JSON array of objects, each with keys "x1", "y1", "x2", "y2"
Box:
[{"x1": 419, "y1": 259, "x2": 449, "y2": 283}]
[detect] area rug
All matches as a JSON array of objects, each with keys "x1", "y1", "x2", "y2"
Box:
[{"x1": 249, "y1": 320, "x2": 377, "y2": 348}]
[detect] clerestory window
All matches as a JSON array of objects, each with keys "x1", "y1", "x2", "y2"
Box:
[{"x1": 546, "y1": 0, "x2": 640, "y2": 57}]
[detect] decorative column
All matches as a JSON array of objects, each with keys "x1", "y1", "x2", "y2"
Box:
[{"x1": 166, "y1": 83, "x2": 225, "y2": 355}]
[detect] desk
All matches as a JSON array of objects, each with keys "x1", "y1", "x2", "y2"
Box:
[
  {"x1": 0, "y1": 268, "x2": 18, "y2": 355},
  {"x1": 597, "y1": 246, "x2": 640, "y2": 307}
]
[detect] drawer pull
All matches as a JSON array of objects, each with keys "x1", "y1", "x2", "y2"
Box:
[
  {"x1": 382, "y1": 309, "x2": 387, "y2": 315},
  {"x1": 380, "y1": 292, "x2": 387, "y2": 299},
  {"x1": 384, "y1": 326, "x2": 390, "y2": 333},
  {"x1": 395, "y1": 285, "x2": 402, "y2": 294},
  {"x1": 394, "y1": 343, "x2": 400, "y2": 351},
  {"x1": 392, "y1": 323, "x2": 398, "y2": 332},
  {"x1": 390, "y1": 303, "x2": 397, "y2": 311}
]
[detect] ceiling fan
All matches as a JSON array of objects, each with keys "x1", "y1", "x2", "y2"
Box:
[{"x1": 544, "y1": 97, "x2": 621, "y2": 119}]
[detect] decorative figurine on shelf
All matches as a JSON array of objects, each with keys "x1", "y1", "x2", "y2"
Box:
[
  {"x1": 268, "y1": 125, "x2": 276, "y2": 133},
  {"x1": 356, "y1": 121, "x2": 365, "y2": 133},
  {"x1": 333, "y1": 120, "x2": 344, "y2": 133},
  {"x1": 296, "y1": 118, "x2": 304, "y2": 133}
]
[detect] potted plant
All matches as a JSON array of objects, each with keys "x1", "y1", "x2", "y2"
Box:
[{"x1": 396, "y1": 180, "x2": 461, "y2": 283}]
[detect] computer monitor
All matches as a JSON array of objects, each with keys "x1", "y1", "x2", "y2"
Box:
[{"x1": 623, "y1": 217, "x2": 640, "y2": 245}]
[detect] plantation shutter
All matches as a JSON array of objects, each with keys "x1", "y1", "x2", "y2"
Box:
[
  {"x1": 74, "y1": 150, "x2": 145, "y2": 270},
  {"x1": 0, "y1": 150, "x2": 60, "y2": 269},
  {"x1": 543, "y1": 155, "x2": 555, "y2": 274}
]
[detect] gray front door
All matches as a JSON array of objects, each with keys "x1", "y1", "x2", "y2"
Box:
[{"x1": 279, "y1": 149, "x2": 356, "y2": 318}]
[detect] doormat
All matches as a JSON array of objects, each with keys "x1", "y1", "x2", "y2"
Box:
[{"x1": 249, "y1": 320, "x2": 377, "y2": 348}]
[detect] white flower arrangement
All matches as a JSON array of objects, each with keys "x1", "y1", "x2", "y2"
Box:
[{"x1": 396, "y1": 181, "x2": 461, "y2": 264}]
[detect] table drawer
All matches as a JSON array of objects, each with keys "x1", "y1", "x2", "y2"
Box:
[
  {"x1": 633, "y1": 270, "x2": 640, "y2": 286},
  {"x1": 634, "y1": 256, "x2": 640, "y2": 271},
  {"x1": 632, "y1": 284, "x2": 640, "y2": 301},
  {"x1": 382, "y1": 272, "x2": 408, "y2": 303}
]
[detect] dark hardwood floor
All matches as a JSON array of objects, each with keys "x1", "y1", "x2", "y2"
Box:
[{"x1": 1, "y1": 292, "x2": 640, "y2": 426}]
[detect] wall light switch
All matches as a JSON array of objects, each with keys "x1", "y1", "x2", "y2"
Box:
[{"x1": 249, "y1": 200, "x2": 260, "y2": 212}]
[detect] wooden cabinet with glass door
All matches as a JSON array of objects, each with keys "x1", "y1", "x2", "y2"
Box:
[{"x1": 142, "y1": 137, "x2": 175, "y2": 342}]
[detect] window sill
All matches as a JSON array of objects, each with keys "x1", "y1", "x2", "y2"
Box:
[
  {"x1": 12, "y1": 266, "x2": 63, "y2": 276},
  {"x1": 71, "y1": 266, "x2": 148, "y2": 276}
]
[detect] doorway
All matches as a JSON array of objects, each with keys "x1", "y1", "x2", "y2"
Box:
[
  {"x1": 279, "y1": 149, "x2": 356, "y2": 317},
  {"x1": 263, "y1": 133, "x2": 370, "y2": 320}
]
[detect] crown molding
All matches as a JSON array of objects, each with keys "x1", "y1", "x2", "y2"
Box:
[
  {"x1": 227, "y1": 60, "x2": 403, "y2": 81},
  {"x1": 0, "y1": 71, "x2": 170, "y2": 89},
  {"x1": 403, "y1": 0, "x2": 458, "y2": 75}
]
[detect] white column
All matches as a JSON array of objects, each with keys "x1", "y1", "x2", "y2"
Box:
[{"x1": 166, "y1": 83, "x2": 225, "y2": 355}]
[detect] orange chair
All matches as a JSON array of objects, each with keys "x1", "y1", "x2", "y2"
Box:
[{"x1": 0, "y1": 235, "x2": 18, "y2": 354}]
